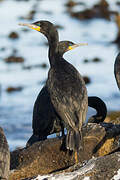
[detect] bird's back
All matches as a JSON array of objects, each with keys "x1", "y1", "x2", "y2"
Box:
[{"x1": 47, "y1": 58, "x2": 88, "y2": 131}]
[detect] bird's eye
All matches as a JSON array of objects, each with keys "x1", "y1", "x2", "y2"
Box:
[
  {"x1": 35, "y1": 22, "x2": 41, "y2": 26},
  {"x1": 69, "y1": 43, "x2": 73, "y2": 46},
  {"x1": 37, "y1": 22, "x2": 40, "y2": 26}
]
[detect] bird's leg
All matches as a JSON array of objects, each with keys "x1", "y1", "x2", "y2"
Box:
[
  {"x1": 56, "y1": 132, "x2": 61, "y2": 138},
  {"x1": 80, "y1": 129, "x2": 84, "y2": 150},
  {"x1": 75, "y1": 151, "x2": 78, "y2": 164},
  {"x1": 60, "y1": 127, "x2": 67, "y2": 151},
  {"x1": 61, "y1": 127, "x2": 65, "y2": 138}
]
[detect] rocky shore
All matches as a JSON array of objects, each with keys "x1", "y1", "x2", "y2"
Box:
[{"x1": 2, "y1": 111, "x2": 118, "y2": 180}]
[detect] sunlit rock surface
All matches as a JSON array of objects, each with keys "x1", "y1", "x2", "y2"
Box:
[
  {"x1": 9, "y1": 120, "x2": 120, "y2": 180},
  {"x1": 22, "y1": 152, "x2": 120, "y2": 180}
]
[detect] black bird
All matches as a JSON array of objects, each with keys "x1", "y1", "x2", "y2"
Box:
[
  {"x1": 26, "y1": 40, "x2": 107, "y2": 147},
  {"x1": 114, "y1": 52, "x2": 120, "y2": 90},
  {"x1": 27, "y1": 90, "x2": 107, "y2": 147},
  {"x1": 27, "y1": 41, "x2": 83, "y2": 147},
  {"x1": 20, "y1": 21, "x2": 88, "y2": 161},
  {"x1": 87, "y1": 96, "x2": 107, "y2": 123},
  {"x1": 26, "y1": 42, "x2": 107, "y2": 146}
]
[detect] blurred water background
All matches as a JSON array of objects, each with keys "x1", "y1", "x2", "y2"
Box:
[{"x1": 0, "y1": 0, "x2": 120, "y2": 150}]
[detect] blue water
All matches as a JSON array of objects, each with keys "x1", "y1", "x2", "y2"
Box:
[{"x1": 0, "y1": 0, "x2": 120, "y2": 150}]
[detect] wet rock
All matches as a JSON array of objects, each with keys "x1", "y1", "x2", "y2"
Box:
[
  {"x1": 40, "y1": 63, "x2": 47, "y2": 68},
  {"x1": 0, "y1": 47, "x2": 6, "y2": 51},
  {"x1": 65, "y1": 0, "x2": 78, "y2": 8},
  {"x1": 92, "y1": 57, "x2": 102, "y2": 63},
  {"x1": 22, "y1": 63, "x2": 48, "y2": 70},
  {"x1": 70, "y1": 9, "x2": 95, "y2": 20},
  {"x1": 9, "y1": 120, "x2": 120, "y2": 179},
  {"x1": 10, "y1": 121, "x2": 120, "y2": 179},
  {"x1": 107, "y1": 111, "x2": 120, "y2": 123},
  {"x1": 24, "y1": 152, "x2": 120, "y2": 180},
  {"x1": 0, "y1": 127, "x2": 10, "y2": 180},
  {"x1": 6, "y1": 86, "x2": 23, "y2": 93},
  {"x1": 10, "y1": 138, "x2": 75, "y2": 180},
  {"x1": 4, "y1": 55, "x2": 24, "y2": 63},
  {"x1": 69, "y1": 0, "x2": 113, "y2": 21},
  {"x1": 83, "y1": 57, "x2": 102, "y2": 63},
  {"x1": 83, "y1": 76, "x2": 91, "y2": 84},
  {"x1": 83, "y1": 59, "x2": 89, "y2": 63},
  {"x1": 8, "y1": 32, "x2": 19, "y2": 39}
]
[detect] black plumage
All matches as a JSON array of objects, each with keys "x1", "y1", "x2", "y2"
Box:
[
  {"x1": 26, "y1": 39, "x2": 107, "y2": 147},
  {"x1": 114, "y1": 52, "x2": 120, "y2": 90},
  {"x1": 88, "y1": 96, "x2": 107, "y2": 123},
  {"x1": 20, "y1": 21, "x2": 88, "y2": 151}
]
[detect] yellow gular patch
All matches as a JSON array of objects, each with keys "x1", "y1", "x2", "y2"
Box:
[
  {"x1": 31, "y1": 26, "x2": 40, "y2": 31},
  {"x1": 68, "y1": 46, "x2": 73, "y2": 50}
]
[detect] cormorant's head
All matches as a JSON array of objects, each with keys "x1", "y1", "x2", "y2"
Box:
[
  {"x1": 57, "y1": 41, "x2": 87, "y2": 56},
  {"x1": 19, "y1": 20, "x2": 59, "y2": 43}
]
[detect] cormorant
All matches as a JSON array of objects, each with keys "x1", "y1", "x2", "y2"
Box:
[
  {"x1": 26, "y1": 90, "x2": 107, "y2": 147},
  {"x1": 26, "y1": 44, "x2": 107, "y2": 146},
  {"x1": 26, "y1": 41, "x2": 90, "y2": 147},
  {"x1": 114, "y1": 52, "x2": 120, "y2": 90},
  {"x1": 20, "y1": 21, "x2": 88, "y2": 160},
  {"x1": 0, "y1": 127, "x2": 10, "y2": 180}
]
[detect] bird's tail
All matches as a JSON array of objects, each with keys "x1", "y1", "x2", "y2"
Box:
[{"x1": 66, "y1": 130, "x2": 83, "y2": 151}]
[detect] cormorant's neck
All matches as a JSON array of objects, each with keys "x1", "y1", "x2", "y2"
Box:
[
  {"x1": 88, "y1": 96, "x2": 107, "y2": 123},
  {"x1": 114, "y1": 53, "x2": 120, "y2": 90},
  {"x1": 43, "y1": 25, "x2": 59, "y2": 67}
]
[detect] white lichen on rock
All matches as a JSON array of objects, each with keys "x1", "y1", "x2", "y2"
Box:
[
  {"x1": 33, "y1": 159, "x2": 95, "y2": 180},
  {"x1": 111, "y1": 169, "x2": 120, "y2": 180}
]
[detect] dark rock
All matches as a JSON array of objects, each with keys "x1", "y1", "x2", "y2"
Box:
[
  {"x1": 92, "y1": 57, "x2": 102, "y2": 63},
  {"x1": 10, "y1": 138, "x2": 75, "y2": 180},
  {"x1": 6, "y1": 86, "x2": 23, "y2": 93},
  {"x1": 0, "y1": 127, "x2": 10, "y2": 180},
  {"x1": 26, "y1": 152, "x2": 120, "y2": 180},
  {"x1": 8, "y1": 32, "x2": 19, "y2": 39},
  {"x1": 4, "y1": 56, "x2": 24, "y2": 63},
  {"x1": 9, "y1": 119, "x2": 120, "y2": 179},
  {"x1": 9, "y1": 123, "x2": 107, "y2": 179},
  {"x1": 22, "y1": 63, "x2": 48, "y2": 70},
  {"x1": 0, "y1": 47, "x2": 6, "y2": 51},
  {"x1": 83, "y1": 57, "x2": 101, "y2": 63},
  {"x1": 71, "y1": 9, "x2": 95, "y2": 20},
  {"x1": 40, "y1": 63, "x2": 47, "y2": 68},
  {"x1": 83, "y1": 76, "x2": 91, "y2": 84},
  {"x1": 65, "y1": 0, "x2": 78, "y2": 8},
  {"x1": 69, "y1": 0, "x2": 112, "y2": 21},
  {"x1": 83, "y1": 59, "x2": 89, "y2": 63}
]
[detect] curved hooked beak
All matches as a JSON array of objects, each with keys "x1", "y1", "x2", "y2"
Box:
[
  {"x1": 19, "y1": 23, "x2": 40, "y2": 32},
  {"x1": 67, "y1": 43, "x2": 88, "y2": 51}
]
